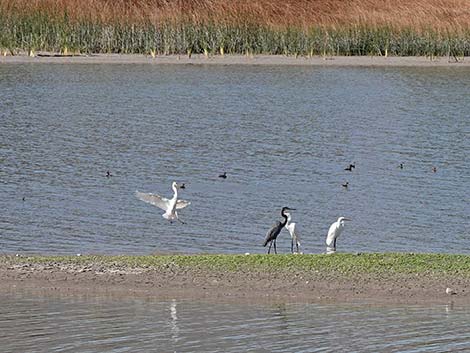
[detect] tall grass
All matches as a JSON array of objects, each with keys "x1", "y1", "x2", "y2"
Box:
[{"x1": 1, "y1": 0, "x2": 469, "y2": 56}]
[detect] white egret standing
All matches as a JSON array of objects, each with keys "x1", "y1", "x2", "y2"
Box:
[
  {"x1": 263, "y1": 207, "x2": 295, "y2": 254},
  {"x1": 326, "y1": 217, "x2": 351, "y2": 254},
  {"x1": 135, "y1": 181, "x2": 190, "y2": 224},
  {"x1": 285, "y1": 211, "x2": 301, "y2": 254}
]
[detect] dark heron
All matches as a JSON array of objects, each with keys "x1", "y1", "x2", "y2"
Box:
[
  {"x1": 218, "y1": 172, "x2": 227, "y2": 179},
  {"x1": 263, "y1": 207, "x2": 295, "y2": 254},
  {"x1": 344, "y1": 163, "x2": 355, "y2": 171}
]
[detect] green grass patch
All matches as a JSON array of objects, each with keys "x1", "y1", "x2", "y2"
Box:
[{"x1": 3, "y1": 253, "x2": 470, "y2": 277}]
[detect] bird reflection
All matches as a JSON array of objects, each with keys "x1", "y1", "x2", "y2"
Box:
[
  {"x1": 170, "y1": 299, "x2": 179, "y2": 343},
  {"x1": 445, "y1": 301, "x2": 454, "y2": 315}
]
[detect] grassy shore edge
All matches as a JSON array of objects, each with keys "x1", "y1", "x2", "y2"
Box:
[{"x1": 3, "y1": 253, "x2": 470, "y2": 277}]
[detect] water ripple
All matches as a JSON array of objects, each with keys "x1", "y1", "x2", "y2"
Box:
[
  {"x1": 2, "y1": 292, "x2": 470, "y2": 352},
  {"x1": 0, "y1": 64, "x2": 469, "y2": 255}
]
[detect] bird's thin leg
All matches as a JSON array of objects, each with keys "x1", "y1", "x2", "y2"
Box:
[
  {"x1": 333, "y1": 238, "x2": 337, "y2": 252},
  {"x1": 267, "y1": 241, "x2": 272, "y2": 254},
  {"x1": 274, "y1": 240, "x2": 277, "y2": 254},
  {"x1": 291, "y1": 238, "x2": 294, "y2": 254},
  {"x1": 296, "y1": 241, "x2": 299, "y2": 253}
]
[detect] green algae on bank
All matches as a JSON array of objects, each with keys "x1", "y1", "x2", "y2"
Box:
[{"x1": 3, "y1": 253, "x2": 470, "y2": 277}]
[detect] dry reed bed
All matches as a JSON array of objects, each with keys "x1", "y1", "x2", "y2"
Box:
[{"x1": 1, "y1": 0, "x2": 470, "y2": 56}]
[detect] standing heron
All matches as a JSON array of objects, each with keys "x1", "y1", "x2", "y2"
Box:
[
  {"x1": 285, "y1": 211, "x2": 301, "y2": 254},
  {"x1": 135, "y1": 181, "x2": 190, "y2": 224},
  {"x1": 326, "y1": 217, "x2": 351, "y2": 254},
  {"x1": 263, "y1": 207, "x2": 295, "y2": 254}
]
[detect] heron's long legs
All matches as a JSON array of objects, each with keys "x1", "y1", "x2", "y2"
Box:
[
  {"x1": 273, "y1": 240, "x2": 277, "y2": 254},
  {"x1": 291, "y1": 238, "x2": 294, "y2": 254},
  {"x1": 267, "y1": 241, "x2": 273, "y2": 254}
]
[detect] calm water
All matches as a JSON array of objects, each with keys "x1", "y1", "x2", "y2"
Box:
[
  {"x1": 1, "y1": 290, "x2": 469, "y2": 352},
  {"x1": 1, "y1": 63, "x2": 469, "y2": 255}
]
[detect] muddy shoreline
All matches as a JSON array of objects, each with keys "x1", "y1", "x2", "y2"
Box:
[
  {"x1": 1, "y1": 54, "x2": 469, "y2": 67},
  {"x1": 2, "y1": 256, "x2": 469, "y2": 304}
]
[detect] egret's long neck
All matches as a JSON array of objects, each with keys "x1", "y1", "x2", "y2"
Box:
[{"x1": 172, "y1": 185, "x2": 178, "y2": 200}]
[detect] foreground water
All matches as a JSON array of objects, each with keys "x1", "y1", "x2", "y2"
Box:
[
  {"x1": 1, "y1": 63, "x2": 469, "y2": 255},
  {"x1": 0, "y1": 290, "x2": 468, "y2": 352}
]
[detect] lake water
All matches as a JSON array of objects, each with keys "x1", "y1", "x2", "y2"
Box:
[
  {"x1": 1, "y1": 63, "x2": 469, "y2": 255},
  {"x1": 1, "y1": 290, "x2": 469, "y2": 352}
]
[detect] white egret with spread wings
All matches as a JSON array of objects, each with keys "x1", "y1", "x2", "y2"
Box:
[{"x1": 135, "y1": 181, "x2": 190, "y2": 224}]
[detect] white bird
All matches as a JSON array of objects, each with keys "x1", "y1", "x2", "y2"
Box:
[
  {"x1": 446, "y1": 287, "x2": 457, "y2": 295},
  {"x1": 135, "y1": 181, "x2": 190, "y2": 224},
  {"x1": 285, "y1": 211, "x2": 301, "y2": 254},
  {"x1": 326, "y1": 217, "x2": 351, "y2": 254}
]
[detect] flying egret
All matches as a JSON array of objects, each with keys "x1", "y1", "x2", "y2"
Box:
[
  {"x1": 285, "y1": 211, "x2": 301, "y2": 254},
  {"x1": 263, "y1": 207, "x2": 295, "y2": 254},
  {"x1": 326, "y1": 217, "x2": 351, "y2": 254},
  {"x1": 135, "y1": 181, "x2": 190, "y2": 224},
  {"x1": 218, "y1": 172, "x2": 227, "y2": 179}
]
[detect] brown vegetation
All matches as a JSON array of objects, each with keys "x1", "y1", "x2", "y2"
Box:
[
  {"x1": 1, "y1": 0, "x2": 469, "y2": 56},
  {"x1": 1, "y1": 0, "x2": 470, "y2": 33}
]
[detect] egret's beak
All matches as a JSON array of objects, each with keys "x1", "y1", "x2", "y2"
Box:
[
  {"x1": 287, "y1": 208, "x2": 296, "y2": 211},
  {"x1": 343, "y1": 218, "x2": 352, "y2": 221}
]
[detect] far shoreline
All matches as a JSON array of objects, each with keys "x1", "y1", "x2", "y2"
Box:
[{"x1": 1, "y1": 53, "x2": 469, "y2": 67}]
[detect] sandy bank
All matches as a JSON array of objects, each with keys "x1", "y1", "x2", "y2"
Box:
[
  {"x1": 1, "y1": 54, "x2": 469, "y2": 67},
  {"x1": 1, "y1": 254, "x2": 469, "y2": 304}
]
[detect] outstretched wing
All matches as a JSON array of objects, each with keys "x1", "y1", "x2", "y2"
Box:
[
  {"x1": 135, "y1": 191, "x2": 170, "y2": 211},
  {"x1": 176, "y1": 199, "x2": 191, "y2": 209}
]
